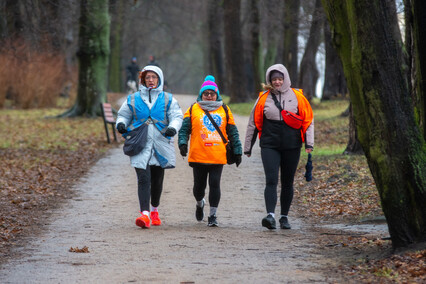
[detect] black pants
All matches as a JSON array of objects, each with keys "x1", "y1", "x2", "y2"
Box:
[
  {"x1": 135, "y1": 166, "x2": 164, "y2": 212},
  {"x1": 261, "y1": 147, "x2": 301, "y2": 216},
  {"x1": 192, "y1": 164, "x2": 223, "y2": 208}
]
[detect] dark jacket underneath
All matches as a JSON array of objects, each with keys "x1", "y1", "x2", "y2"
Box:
[{"x1": 260, "y1": 118, "x2": 302, "y2": 150}]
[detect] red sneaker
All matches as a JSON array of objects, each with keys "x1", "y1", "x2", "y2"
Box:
[
  {"x1": 150, "y1": 211, "x2": 161, "y2": 226},
  {"x1": 135, "y1": 213, "x2": 150, "y2": 228}
]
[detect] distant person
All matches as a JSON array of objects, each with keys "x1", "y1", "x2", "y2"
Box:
[
  {"x1": 178, "y1": 75, "x2": 242, "y2": 227},
  {"x1": 147, "y1": 55, "x2": 159, "y2": 67},
  {"x1": 244, "y1": 64, "x2": 314, "y2": 230},
  {"x1": 126, "y1": 57, "x2": 139, "y2": 93},
  {"x1": 116, "y1": 65, "x2": 183, "y2": 229}
]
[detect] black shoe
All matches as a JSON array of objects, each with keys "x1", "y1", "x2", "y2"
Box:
[
  {"x1": 195, "y1": 199, "x2": 205, "y2": 221},
  {"x1": 262, "y1": 214, "x2": 276, "y2": 230},
  {"x1": 208, "y1": 215, "x2": 218, "y2": 227},
  {"x1": 279, "y1": 216, "x2": 291, "y2": 229}
]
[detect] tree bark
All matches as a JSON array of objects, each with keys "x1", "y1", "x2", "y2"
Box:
[
  {"x1": 108, "y1": 0, "x2": 124, "y2": 93},
  {"x1": 282, "y1": 0, "x2": 300, "y2": 82},
  {"x1": 61, "y1": 0, "x2": 110, "y2": 117},
  {"x1": 343, "y1": 103, "x2": 363, "y2": 155},
  {"x1": 248, "y1": 0, "x2": 261, "y2": 94},
  {"x1": 411, "y1": 0, "x2": 426, "y2": 138},
  {"x1": 298, "y1": 0, "x2": 324, "y2": 99},
  {"x1": 207, "y1": 0, "x2": 226, "y2": 94},
  {"x1": 223, "y1": 0, "x2": 248, "y2": 103},
  {"x1": 321, "y1": 20, "x2": 347, "y2": 101},
  {"x1": 322, "y1": 0, "x2": 426, "y2": 248}
]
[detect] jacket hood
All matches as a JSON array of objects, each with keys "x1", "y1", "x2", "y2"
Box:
[
  {"x1": 139, "y1": 65, "x2": 164, "y2": 92},
  {"x1": 265, "y1": 64, "x2": 291, "y2": 93}
]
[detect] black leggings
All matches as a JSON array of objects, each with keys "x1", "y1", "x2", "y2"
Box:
[
  {"x1": 135, "y1": 166, "x2": 164, "y2": 212},
  {"x1": 261, "y1": 147, "x2": 301, "y2": 216},
  {"x1": 192, "y1": 164, "x2": 223, "y2": 208}
]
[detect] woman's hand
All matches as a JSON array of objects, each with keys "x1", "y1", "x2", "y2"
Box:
[{"x1": 305, "y1": 148, "x2": 313, "y2": 153}]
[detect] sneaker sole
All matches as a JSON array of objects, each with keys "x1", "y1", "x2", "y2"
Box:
[
  {"x1": 262, "y1": 219, "x2": 276, "y2": 230},
  {"x1": 196, "y1": 207, "x2": 204, "y2": 221},
  {"x1": 151, "y1": 221, "x2": 161, "y2": 226},
  {"x1": 208, "y1": 223, "x2": 218, "y2": 227},
  {"x1": 136, "y1": 219, "x2": 150, "y2": 229}
]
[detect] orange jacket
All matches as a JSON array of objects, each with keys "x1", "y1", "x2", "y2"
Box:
[
  {"x1": 254, "y1": 89, "x2": 313, "y2": 142},
  {"x1": 184, "y1": 103, "x2": 235, "y2": 164}
]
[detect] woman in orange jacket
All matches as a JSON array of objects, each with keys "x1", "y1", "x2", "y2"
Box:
[
  {"x1": 178, "y1": 75, "x2": 242, "y2": 227},
  {"x1": 244, "y1": 64, "x2": 314, "y2": 230}
]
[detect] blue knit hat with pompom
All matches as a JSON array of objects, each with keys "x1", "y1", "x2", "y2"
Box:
[{"x1": 198, "y1": 75, "x2": 222, "y2": 101}]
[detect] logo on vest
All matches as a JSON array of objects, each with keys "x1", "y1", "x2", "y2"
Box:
[{"x1": 203, "y1": 114, "x2": 222, "y2": 132}]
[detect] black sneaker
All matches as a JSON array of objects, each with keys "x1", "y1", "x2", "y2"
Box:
[
  {"x1": 195, "y1": 199, "x2": 205, "y2": 221},
  {"x1": 279, "y1": 216, "x2": 291, "y2": 229},
  {"x1": 208, "y1": 215, "x2": 218, "y2": 227},
  {"x1": 262, "y1": 214, "x2": 276, "y2": 230}
]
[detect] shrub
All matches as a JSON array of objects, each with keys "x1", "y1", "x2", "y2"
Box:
[{"x1": 0, "y1": 38, "x2": 71, "y2": 109}]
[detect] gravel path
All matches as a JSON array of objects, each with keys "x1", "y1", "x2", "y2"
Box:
[{"x1": 0, "y1": 94, "x2": 340, "y2": 284}]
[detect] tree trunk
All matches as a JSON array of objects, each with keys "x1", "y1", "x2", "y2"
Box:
[
  {"x1": 298, "y1": 0, "x2": 323, "y2": 99},
  {"x1": 411, "y1": 0, "x2": 426, "y2": 138},
  {"x1": 343, "y1": 103, "x2": 363, "y2": 155},
  {"x1": 321, "y1": 20, "x2": 347, "y2": 101},
  {"x1": 207, "y1": 0, "x2": 226, "y2": 94},
  {"x1": 323, "y1": 0, "x2": 426, "y2": 249},
  {"x1": 282, "y1": 0, "x2": 300, "y2": 82},
  {"x1": 108, "y1": 0, "x2": 124, "y2": 93},
  {"x1": 61, "y1": 0, "x2": 110, "y2": 117},
  {"x1": 223, "y1": 0, "x2": 248, "y2": 103},
  {"x1": 248, "y1": 0, "x2": 261, "y2": 94}
]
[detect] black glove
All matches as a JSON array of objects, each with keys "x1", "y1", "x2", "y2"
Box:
[
  {"x1": 165, "y1": 127, "x2": 177, "y2": 137},
  {"x1": 117, "y1": 122, "x2": 126, "y2": 134},
  {"x1": 179, "y1": 144, "x2": 188, "y2": 157},
  {"x1": 235, "y1": 154, "x2": 242, "y2": 167}
]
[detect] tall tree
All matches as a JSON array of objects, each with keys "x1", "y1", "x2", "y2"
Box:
[
  {"x1": 108, "y1": 0, "x2": 124, "y2": 93},
  {"x1": 61, "y1": 0, "x2": 110, "y2": 117},
  {"x1": 343, "y1": 103, "x2": 363, "y2": 154},
  {"x1": 248, "y1": 0, "x2": 261, "y2": 94},
  {"x1": 207, "y1": 0, "x2": 226, "y2": 94},
  {"x1": 322, "y1": 0, "x2": 426, "y2": 248},
  {"x1": 223, "y1": 0, "x2": 248, "y2": 102},
  {"x1": 410, "y1": 0, "x2": 426, "y2": 137},
  {"x1": 298, "y1": 0, "x2": 324, "y2": 99},
  {"x1": 282, "y1": 0, "x2": 300, "y2": 82},
  {"x1": 321, "y1": 21, "x2": 347, "y2": 100}
]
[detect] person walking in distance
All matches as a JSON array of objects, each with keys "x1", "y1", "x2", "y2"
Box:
[
  {"x1": 116, "y1": 65, "x2": 183, "y2": 229},
  {"x1": 178, "y1": 75, "x2": 242, "y2": 227},
  {"x1": 126, "y1": 57, "x2": 139, "y2": 93},
  {"x1": 244, "y1": 64, "x2": 314, "y2": 230}
]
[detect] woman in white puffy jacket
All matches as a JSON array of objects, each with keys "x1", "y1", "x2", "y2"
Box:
[{"x1": 116, "y1": 65, "x2": 183, "y2": 229}]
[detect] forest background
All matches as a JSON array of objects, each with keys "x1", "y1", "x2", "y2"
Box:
[{"x1": 0, "y1": 0, "x2": 425, "y2": 283}]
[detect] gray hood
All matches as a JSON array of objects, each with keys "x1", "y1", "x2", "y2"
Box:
[{"x1": 265, "y1": 64, "x2": 291, "y2": 93}]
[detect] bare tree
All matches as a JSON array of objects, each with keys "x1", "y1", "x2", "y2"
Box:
[
  {"x1": 282, "y1": 0, "x2": 300, "y2": 81},
  {"x1": 224, "y1": 0, "x2": 248, "y2": 102},
  {"x1": 61, "y1": 0, "x2": 110, "y2": 117},
  {"x1": 321, "y1": 21, "x2": 347, "y2": 100},
  {"x1": 298, "y1": 0, "x2": 324, "y2": 99},
  {"x1": 207, "y1": 0, "x2": 226, "y2": 94},
  {"x1": 108, "y1": 0, "x2": 125, "y2": 93}
]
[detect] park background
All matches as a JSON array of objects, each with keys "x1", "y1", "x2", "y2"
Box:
[{"x1": 0, "y1": 0, "x2": 425, "y2": 283}]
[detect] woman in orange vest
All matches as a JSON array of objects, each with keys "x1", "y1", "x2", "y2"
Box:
[
  {"x1": 244, "y1": 64, "x2": 314, "y2": 230},
  {"x1": 178, "y1": 75, "x2": 242, "y2": 227}
]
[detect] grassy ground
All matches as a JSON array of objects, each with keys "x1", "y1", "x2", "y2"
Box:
[{"x1": 0, "y1": 96, "x2": 424, "y2": 282}]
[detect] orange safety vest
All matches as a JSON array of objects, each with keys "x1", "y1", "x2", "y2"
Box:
[
  {"x1": 253, "y1": 89, "x2": 313, "y2": 142},
  {"x1": 184, "y1": 103, "x2": 235, "y2": 164}
]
